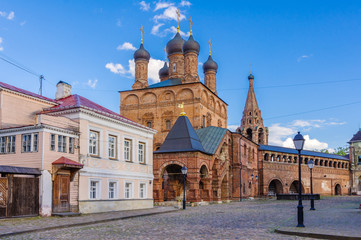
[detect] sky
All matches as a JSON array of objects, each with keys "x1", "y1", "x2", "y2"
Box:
[{"x1": 1, "y1": 0, "x2": 361, "y2": 152}]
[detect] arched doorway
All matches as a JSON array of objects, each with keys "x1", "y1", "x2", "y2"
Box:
[
  {"x1": 246, "y1": 128, "x2": 252, "y2": 141},
  {"x1": 221, "y1": 176, "x2": 229, "y2": 200},
  {"x1": 199, "y1": 165, "x2": 209, "y2": 200},
  {"x1": 335, "y1": 184, "x2": 341, "y2": 195},
  {"x1": 289, "y1": 180, "x2": 304, "y2": 193},
  {"x1": 268, "y1": 179, "x2": 283, "y2": 196},
  {"x1": 162, "y1": 164, "x2": 184, "y2": 201},
  {"x1": 258, "y1": 128, "x2": 264, "y2": 144}
]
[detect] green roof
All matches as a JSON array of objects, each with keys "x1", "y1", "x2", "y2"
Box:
[{"x1": 196, "y1": 127, "x2": 228, "y2": 154}]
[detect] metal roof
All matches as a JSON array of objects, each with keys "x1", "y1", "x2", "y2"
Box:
[
  {"x1": 259, "y1": 145, "x2": 349, "y2": 161},
  {"x1": 155, "y1": 116, "x2": 208, "y2": 154},
  {"x1": 196, "y1": 127, "x2": 228, "y2": 154},
  {"x1": 0, "y1": 165, "x2": 41, "y2": 175},
  {"x1": 148, "y1": 78, "x2": 182, "y2": 88},
  {"x1": 349, "y1": 130, "x2": 361, "y2": 143}
]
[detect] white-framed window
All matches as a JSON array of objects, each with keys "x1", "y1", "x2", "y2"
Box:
[
  {"x1": 108, "y1": 135, "x2": 117, "y2": 159},
  {"x1": 125, "y1": 182, "x2": 133, "y2": 199},
  {"x1": 89, "y1": 131, "x2": 99, "y2": 156},
  {"x1": 139, "y1": 183, "x2": 146, "y2": 199},
  {"x1": 22, "y1": 133, "x2": 38, "y2": 153},
  {"x1": 89, "y1": 180, "x2": 100, "y2": 199},
  {"x1": 108, "y1": 181, "x2": 117, "y2": 199},
  {"x1": 50, "y1": 134, "x2": 56, "y2": 151},
  {"x1": 124, "y1": 138, "x2": 132, "y2": 162},
  {"x1": 58, "y1": 135, "x2": 67, "y2": 153},
  {"x1": 69, "y1": 137, "x2": 74, "y2": 154},
  {"x1": 0, "y1": 136, "x2": 16, "y2": 154},
  {"x1": 138, "y1": 142, "x2": 145, "y2": 164}
]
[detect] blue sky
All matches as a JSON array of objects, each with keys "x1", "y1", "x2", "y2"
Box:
[{"x1": 1, "y1": 0, "x2": 361, "y2": 151}]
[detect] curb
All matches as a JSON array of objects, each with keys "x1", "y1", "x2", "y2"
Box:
[
  {"x1": 275, "y1": 229, "x2": 361, "y2": 240},
  {"x1": 0, "y1": 209, "x2": 178, "y2": 238}
]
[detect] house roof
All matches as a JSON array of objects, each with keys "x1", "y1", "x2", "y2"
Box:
[
  {"x1": 0, "y1": 81, "x2": 56, "y2": 103},
  {"x1": 52, "y1": 156, "x2": 83, "y2": 167},
  {"x1": 0, "y1": 165, "x2": 41, "y2": 175},
  {"x1": 349, "y1": 130, "x2": 361, "y2": 143},
  {"x1": 259, "y1": 145, "x2": 349, "y2": 161},
  {"x1": 196, "y1": 126, "x2": 228, "y2": 154},
  {"x1": 155, "y1": 115, "x2": 208, "y2": 154},
  {"x1": 41, "y1": 94, "x2": 152, "y2": 131},
  {"x1": 148, "y1": 78, "x2": 182, "y2": 88}
]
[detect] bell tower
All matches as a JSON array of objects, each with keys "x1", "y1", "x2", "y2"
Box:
[{"x1": 239, "y1": 68, "x2": 268, "y2": 144}]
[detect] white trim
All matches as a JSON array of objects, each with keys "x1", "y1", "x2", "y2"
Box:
[
  {"x1": 80, "y1": 168, "x2": 153, "y2": 180},
  {"x1": 124, "y1": 181, "x2": 134, "y2": 199},
  {"x1": 137, "y1": 140, "x2": 147, "y2": 164},
  {"x1": 123, "y1": 135, "x2": 135, "y2": 162},
  {"x1": 88, "y1": 126, "x2": 103, "y2": 158},
  {"x1": 107, "y1": 179, "x2": 119, "y2": 199},
  {"x1": 106, "y1": 131, "x2": 120, "y2": 160},
  {"x1": 139, "y1": 182, "x2": 147, "y2": 199},
  {"x1": 89, "y1": 178, "x2": 102, "y2": 200}
]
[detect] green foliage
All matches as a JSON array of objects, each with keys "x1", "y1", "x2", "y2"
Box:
[{"x1": 319, "y1": 146, "x2": 349, "y2": 156}]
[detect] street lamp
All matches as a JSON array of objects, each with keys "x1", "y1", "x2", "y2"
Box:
[
  {"x1": 239, "y1": 164, "x2": 242, "y2": 202},
  {"x1": 307, "y1": 159, "x2": 316, "y2": 211},
  {"x1": 293, "y1": 131, "x2": 305, "y2": 228},
  {"x1": 181, "y1": 166, "x2": 187, "y2": 210}
]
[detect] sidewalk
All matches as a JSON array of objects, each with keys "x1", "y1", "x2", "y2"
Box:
[
  {"x1": 274, "y1": 196, "x2": 361, "y2": 239},
  {"x1": 0, "y1": 207, "x2": 178, "y2": 238}
]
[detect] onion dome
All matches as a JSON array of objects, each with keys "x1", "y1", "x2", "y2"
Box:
[
  {"x1": 166, "y1": 32, "x2": 185, "y2": 56},
  {"x1": 203, "y1": 55, "x2": 218, "y2": 73},
  {"x1": 159, "y1": 62, "x2": 169, "y2": 79},
  {"x1": 182, "y1": 35, "x2": 200, "y2": 55},
  {"x1": 134, "y1": 44, "x2": 150, "y2": 61},
  {"x1": 248, "y1": 73, "x2": 254, "y2": 79}
]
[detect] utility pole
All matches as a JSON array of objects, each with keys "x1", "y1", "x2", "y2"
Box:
[{"x1": 39, "y1": 75, "x2": 44, "y2": 96}]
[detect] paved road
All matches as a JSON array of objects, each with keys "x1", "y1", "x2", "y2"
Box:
[{"x1": 2, "y1": 196, "x2": 360, "y2": 240}]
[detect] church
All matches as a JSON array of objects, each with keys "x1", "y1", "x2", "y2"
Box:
[{"x1": 119, "y1": 16, "x2": 350, "y2": 203}]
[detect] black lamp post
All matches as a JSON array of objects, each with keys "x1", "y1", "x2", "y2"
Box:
[
  {"x1": 181, "y1": 166, "x2": 187, "y2": 210},
  {"x1": 240, "y1": 164, "x2": 242, "y2": 202},
  {"x1": 307, "y1": 159, "x2": 315, "y2": 210},
  {"x1": 293, "y1": 131, "x2": 305, "y2": 228}
]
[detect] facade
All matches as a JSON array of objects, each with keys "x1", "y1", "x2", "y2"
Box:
[
  {"x1": 0, "y1": 81, "x2": 156, "y2": 216},
  {"x1": 349, "y1": 130, "x2": 361, "y2": 195}
]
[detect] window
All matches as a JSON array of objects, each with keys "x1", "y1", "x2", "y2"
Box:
[
  {"x1": 0, "y1": 136, "x2": 15, "y2": 154},
  {"x1": 22, "y1": 133, "x2": 38, "y2": 152},
  {"x1": 69, "y1": 137, "x2": 74, "y2": 154},
  {"x1": 166, "y1": 120, "x2": 171, "y2": 130},
  {"x1": 108, "y1": 181, "x2": 117, "y2": 199},
  {"x1": 89, "y1": 131, "x2": 99, "y2": 156},
  {"x1": 139, "y1": 183, "x2": 146, "y2": 198},
  {"x1": 202, "y1": 115, "x2": 206, "y2": 128},
  {"x1": 58, "y1": 135, "x2": 67, "y2": 152},
  {"x1": 125, "y1": 182, "x2": 132, "y2": 199},
  {"x1": 108, "y1": 135, "x2": 117, "y2": 159},
  {"x1": 172, "y1": 63, "x2": 176, "y2": 72},
  {"x1": 138, "y1": 142, "x2": 145, "y2": 164},
  {"x1": 124, "y1": 139, "x2": 132, "y2": 162},
  {"x1": 50, "y1": 134, "x2": 56, "y2": 151},
  {"x1": 147, "y1": 122, "x2": 152, "y2": 128},
  {"x1": 90, "y1": 180, "x2": 100, "y2": 199}
]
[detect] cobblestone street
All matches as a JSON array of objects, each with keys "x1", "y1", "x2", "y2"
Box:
[{"x1": 1, "y1": 196, "x2": 360, "y2": 240}]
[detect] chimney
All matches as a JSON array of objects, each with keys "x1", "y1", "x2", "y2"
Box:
[{"x1": 56, "y1": 81, "x2": 72, "y2": 100}]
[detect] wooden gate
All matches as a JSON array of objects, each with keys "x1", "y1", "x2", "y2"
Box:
[{"x1": 0, "y1": 178, "x2": 7, "y2": 217}]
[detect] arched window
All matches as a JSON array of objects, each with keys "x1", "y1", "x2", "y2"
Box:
[
  {"x1": 166, "y1": 120, "x2": 171, "y2": 130},
  {"x1": 173, "y1": 63, "x2": 176, "y2": 72},
  {"x1": 147, "y1": 122, "x2": 152, "y2": 128}
]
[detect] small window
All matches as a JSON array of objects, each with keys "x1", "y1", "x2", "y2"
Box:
[
  {"x1": 166, "y1": 120, "x2": 171, "y2": 130},
  {"x1": 108, "y1": 135, "x2": 117, "y2": 159},
  {"x1": 50, "y1": 134, "x2": 56, "y2": 151},
  {"x1": 249, "y1": 119, "x2": 252, "y2": 124},
  {"x1": 358, "y1": 156, "x2": 361, "y2": 164},
  {"x1": 108, "y1": 181, "x2": 117, "y2": 199},
  {"x1": 124, "y1": 139, "x2": 132, "y2": 162},
  {"x1": 22, "y1": 133, "x2": 38, "y2": 153},
  {"x1": 69, "y1": 137, "x2": 74, "y2": 154},
  {"x1": 140, "y1": 183, "x2": 146, "y2": 198},
  {"x1": 90, "y1": 180, "x2": 100, "y2": 199},
  {"x1": 202, "y1": 115, "x2": 206, "y2": 128},
  {"x1": 249, "y1": 111, "x2": 252, "y2": 116},
  {"x1": 147, "y1": 122, "x2": 152, "y2": 128},
  {"x1": 125, "y1": 182, "x2": 132, "y2": 199},
  {"x1": 0, "y1": 136, "x2": 16, "y2": 154},
  {"x1": 89, "y1": 131, "x2": 99, "y2": 156},
  {"x1": 173, "y1": 63, "x2": 176, "y2": 72},
  {"x1": 58, "y1": 135, "x2": 67, "y2": 153},
  {"x1": 138, "y1": 142, "x2": 145, "y2": 164}
]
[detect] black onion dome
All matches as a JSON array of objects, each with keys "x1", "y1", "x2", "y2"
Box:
[
  {"x1": 248, "y1": 73, "x2": 254, "y2": 79},
  {"x1": 203, "y1": 55, "x2": 218, "y2": 72},
  {"x1": 182, "y1": 35, "x2": 200, "y2": 54},
  {"x1": 159, "y1": 62, "x2": 169, "y2": 79},
  {"x1": 134, "y1": 44, "x2": 150, "y2": 61},
  {"x1": 166, "y1": 32, "x2": 185, "y2": 56}
]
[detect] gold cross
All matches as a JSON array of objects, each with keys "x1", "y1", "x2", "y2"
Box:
[
  {"x1": 139, "y1": 25, "x2": 144, "y2": 44},
  {"x1": 189, "y1": 16, "x2": 193, "y2": 35},
  {"x1": 208, "y1": 38, "x2": 212, "y2": 55},
  {"x1": 164, "y1": 47, "x2": 167, "y2": 62},
  {"x1": 176, "y1": 8, "x2": 180, "y2": 32},
  {"x1": 178, "y1": 102, "x2": 186, "y2": 116}
]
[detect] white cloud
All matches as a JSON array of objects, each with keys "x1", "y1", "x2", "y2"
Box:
[
  {"x1": 227, "y1": 125, "x2": 239, "y2": 132},
  {"x1": 117, "y1": 42, "x2": 137, "y2": 51},
  {"x1": 180, "y1": 1, "x2": 191, "y2": 7},
  {"x1": 128, "y1": 58, "x2": 164, "y2": 83},
  {"x1": 105, "y1": 63, "x2": 127, "y2": 74},
  {"x1": 0, "y1": 12, "x2": 6, "y2": 17},
  {"x1": 154, "y1": 25, "x2": 189, "y2": 37},
  {"x1": 198, "y1": 62, "x2": 203, "y2": 66},
  {"x1": 7, "y1": 11, "x2": 14, "y2": 20},
  {"x1": 268, "y1": 123, "x2": 296, "y2": 146},
  {"x1": 297, "y1": 54, "x2": 313, "y2": 62},
  {"x1": 282, "y1": 135, "x2": 329, "y2": 151},
  {"x1": 139, "y1": 1, "x2": 150, "y2": 11},
  {"x1": 151, "y1": 23, "x2": 165, "y2": 35},
  {"x1": 20, "y1": 21, "x2": 26, "y2": 26},
  {"x1": 0, "y1": 37, "x2": 3, "y2": 51},
  {"x1": 116, "y1": 19, "x2": 121, "y2": 27},
  {"x1": 87, "y1": 79, "x2": 98, "y2": 89},
  {"x1": 153, "y1": 6, "x2": 186, "y2": 22},
  {"x1": 154, "y1": 2, "x2": 174, "y2": 11}
]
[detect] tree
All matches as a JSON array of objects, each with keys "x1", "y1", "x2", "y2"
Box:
[{"x1": 319, "y1": 146, "x2": 349, "y2": 156}]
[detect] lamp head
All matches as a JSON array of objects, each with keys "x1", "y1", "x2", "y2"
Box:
[
  {"x1": 308, "y1": 159, "x2": 315, "y2": 169},
  {"x1": 293, "y1": 131, "x2": 305, "y2": 151},
  {"x1": 181, "y1": 166, "x2": 188, "y2": 175}
]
